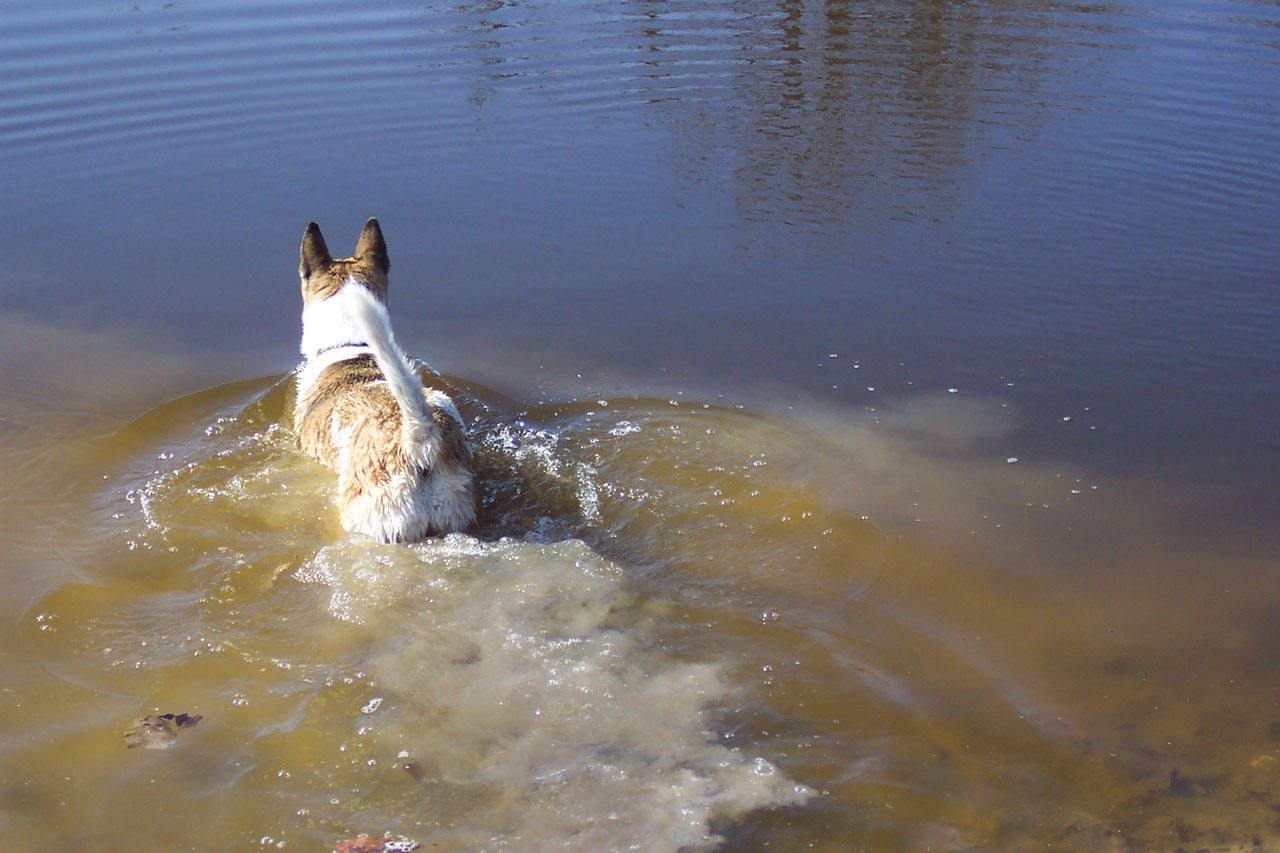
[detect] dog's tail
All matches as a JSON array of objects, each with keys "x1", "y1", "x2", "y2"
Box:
[{"x1": 338, "y1": 282, "x2": 432, "y2": 450}]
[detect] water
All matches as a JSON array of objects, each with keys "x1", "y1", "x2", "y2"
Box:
[{"x1": 1, "y1": 0, "x2": 1278, "y2": 849}]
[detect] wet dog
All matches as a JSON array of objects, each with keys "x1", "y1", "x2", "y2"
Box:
[{"x1": 292, "y1": 218, "x2": 476, "y2": 542}]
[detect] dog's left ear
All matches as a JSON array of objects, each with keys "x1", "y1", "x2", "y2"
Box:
[
  {"x1": 300, "y1": 221, "x2": 333, "y2": 280},
  {"x1": 355, "y1": 218, "x2": 389, "y2": 275}
]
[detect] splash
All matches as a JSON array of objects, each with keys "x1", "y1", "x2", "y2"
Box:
[{"x1": 296, "y1": 534, "x2": 812, "y2": 851}]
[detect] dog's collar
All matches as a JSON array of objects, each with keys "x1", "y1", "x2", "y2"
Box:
[{"x1": 312, "y1": 341, "x2": 369, "y2": 358}]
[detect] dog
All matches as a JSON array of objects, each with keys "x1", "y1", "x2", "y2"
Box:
[{"x1": 292, "y1": 218, "x2": 476, "y2": 542}]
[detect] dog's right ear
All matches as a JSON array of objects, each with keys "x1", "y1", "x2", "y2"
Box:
[
  {"x1": 354, "y1": 217, "x2": 389, "y2": 276},
  {"x1": 299, "y1": 222, "x2": 333, "y2": 279}
]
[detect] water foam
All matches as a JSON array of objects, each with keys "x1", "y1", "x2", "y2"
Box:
[{"x1": 295, "y1": 534, "x2": 812, "y2": 851}]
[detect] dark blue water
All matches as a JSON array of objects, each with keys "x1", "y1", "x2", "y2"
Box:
[{"x1": 3, "y1": 0, "x2": 1276, "y2": 519}]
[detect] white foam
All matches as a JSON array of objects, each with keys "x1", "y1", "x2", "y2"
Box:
[{"x1": 295, "y1": 535, "x2": 811, "y2": 850}]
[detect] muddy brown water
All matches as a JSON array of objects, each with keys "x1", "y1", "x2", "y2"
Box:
[{"x1": 1, "y1": 0, "x2": 1278, "y2": 850}]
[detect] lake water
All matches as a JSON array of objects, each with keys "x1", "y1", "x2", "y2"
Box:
[{"x1": 1, "y1": 0, "x2": 1278, "y2": 849}]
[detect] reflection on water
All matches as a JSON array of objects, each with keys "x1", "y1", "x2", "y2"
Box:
[
  {"x1": 441, "y1": 0, "x2": 1120, "y2": 230},
  {"x1": 1, "y1": 0, "x2": 1279, "y2": 848},
  {"x1": 626, "y1": 0, "x2": 1085, "y2": 230}
]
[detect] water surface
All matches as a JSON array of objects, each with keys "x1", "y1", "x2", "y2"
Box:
[{"x1": 1, "y1": 0, "x2": 1278, "y2": 849}]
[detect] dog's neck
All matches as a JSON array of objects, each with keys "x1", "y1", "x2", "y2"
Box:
[{"x1": 299, "y1": 280, "x2": 390, "y2": 360}]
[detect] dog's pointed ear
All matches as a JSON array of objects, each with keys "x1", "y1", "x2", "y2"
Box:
[
  {"x1": 300, "y1": 222, "x2": 332, "y2": 279},
  {"x1": 354, "y1": 217, "x2": 389, "y2": 275}
]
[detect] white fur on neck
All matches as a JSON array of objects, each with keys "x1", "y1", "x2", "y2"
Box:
[
  {"x1": 297, "y1": 284, "x2": 383, "y2": 399},
  {"x1": 300, "y1": 281, "x2": 388, "y2": 358},
  {"x1": 298, "y1": 280, "x2": 431, "y2": 448}
]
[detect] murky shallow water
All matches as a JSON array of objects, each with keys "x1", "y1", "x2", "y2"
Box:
[
  {"x1": 2, "y1": 0, "x2": 1279, "y2": 849},
  {"x1": 4, "y1": 350, "x2": 1278, "y2": 850}
]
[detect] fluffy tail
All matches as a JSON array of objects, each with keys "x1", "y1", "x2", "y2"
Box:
[{"x1": 337, "y1": 282, "x2": 431, "y2": 448}]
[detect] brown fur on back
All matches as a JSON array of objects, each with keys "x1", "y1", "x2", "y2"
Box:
[
  {"x1": 296, "y1": 355, "x2": 399, "y2": 470},
  {"x1": 295, "y1": 354, "x2": 472, "y2": 521}
]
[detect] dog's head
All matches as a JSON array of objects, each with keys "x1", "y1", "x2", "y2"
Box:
[{"x1": 299, "y1": 218, "x2": 390, "y2": 308}]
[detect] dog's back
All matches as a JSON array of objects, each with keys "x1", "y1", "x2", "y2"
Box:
[{"x1": 292, "y1": 219, "x2": 476, "y2": 542}]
